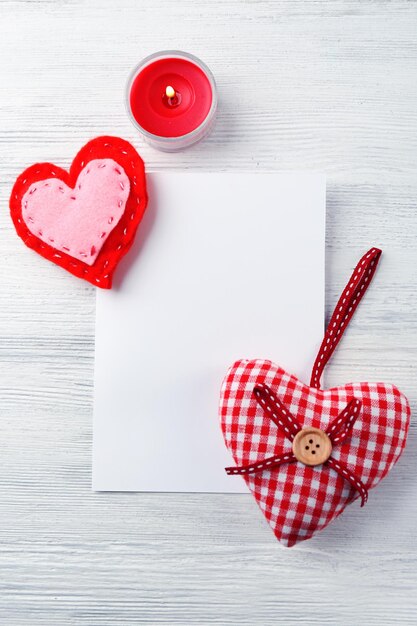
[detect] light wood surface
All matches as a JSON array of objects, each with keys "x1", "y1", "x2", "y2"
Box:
[{"x1": 0, "y1": 1, "x2": 416, "y2": 624}]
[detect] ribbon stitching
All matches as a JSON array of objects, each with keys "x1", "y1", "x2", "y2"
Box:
[{"x1": 226, "y1": 383, "x2": 368, "y2": 507}]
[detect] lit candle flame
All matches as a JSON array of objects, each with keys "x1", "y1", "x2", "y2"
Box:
[{"x1": 165, "y1": 85, "x2": 175, "y2": 99}]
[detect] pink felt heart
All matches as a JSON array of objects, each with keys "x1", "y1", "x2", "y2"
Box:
[
  {"x1": 220, "y1": 359, "x2": 410, "y2": 547},
  {"x1": 21, "y1": 158, "x2": 130, "y2": 266}
]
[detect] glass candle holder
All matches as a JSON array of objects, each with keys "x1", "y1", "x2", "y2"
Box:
[{"x1": 126, "y1": 50, "x2": 218, "y2": 152}]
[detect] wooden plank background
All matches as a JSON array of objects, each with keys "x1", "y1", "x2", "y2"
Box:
[{"x1": 0, "y1": 1, "x2": 416, "y2": 623}]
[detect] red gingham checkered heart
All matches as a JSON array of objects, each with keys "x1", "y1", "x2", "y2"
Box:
[{"x1": 219, "y1": 249, "x2": 410, "y2": 546}]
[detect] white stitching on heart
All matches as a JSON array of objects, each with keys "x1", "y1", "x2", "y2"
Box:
[{"x1": 17, "y1": 141, "x2": 144, "y2": 285}]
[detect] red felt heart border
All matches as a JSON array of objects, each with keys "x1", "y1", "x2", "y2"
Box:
[{"x1": 9, "y1": 136, "x2": 148, "y2": 289}]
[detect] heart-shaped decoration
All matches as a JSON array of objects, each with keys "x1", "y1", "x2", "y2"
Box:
[
  {"x1": 22, "y1": 158, "x2": 130, "y2": 266},
  {"x1": 10, "y1": 136, "x2": 147, "y2": 288},
  {"x1": 219, "y1": 249, "x2": 411, "y2": 546},
  {"x1": 220, "y1": 359, "x2": 410, "y2": 547}
]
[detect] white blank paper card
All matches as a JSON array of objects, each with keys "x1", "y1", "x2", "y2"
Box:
[{"x1": 93, "y1": 172, "x2": 326, "y2": 492}]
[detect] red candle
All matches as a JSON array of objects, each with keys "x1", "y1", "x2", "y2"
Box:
[{"x1": 126, "y1": 51, "x2": 217, "y2": 151}]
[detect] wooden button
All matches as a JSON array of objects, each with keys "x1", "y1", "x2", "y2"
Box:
[{"x1": 292, "y1": 427, "x2": 332, "y2": 466}]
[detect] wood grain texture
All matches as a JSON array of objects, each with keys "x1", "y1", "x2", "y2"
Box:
[{"x1": 0, "y1": 1, "x2": 416, "y2": 624}]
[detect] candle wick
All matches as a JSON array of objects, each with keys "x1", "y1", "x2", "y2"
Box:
[{"x1": 165, "y1": 85, "x2": 175, "y2": 99}]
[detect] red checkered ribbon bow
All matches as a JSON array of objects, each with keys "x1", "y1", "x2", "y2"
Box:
[
  {"x1": 225, "y1": 384, "x2": 368, "y2": 506},
  {"x1": 224, "y1": 248, "x2": 382, "y2": 507}
]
